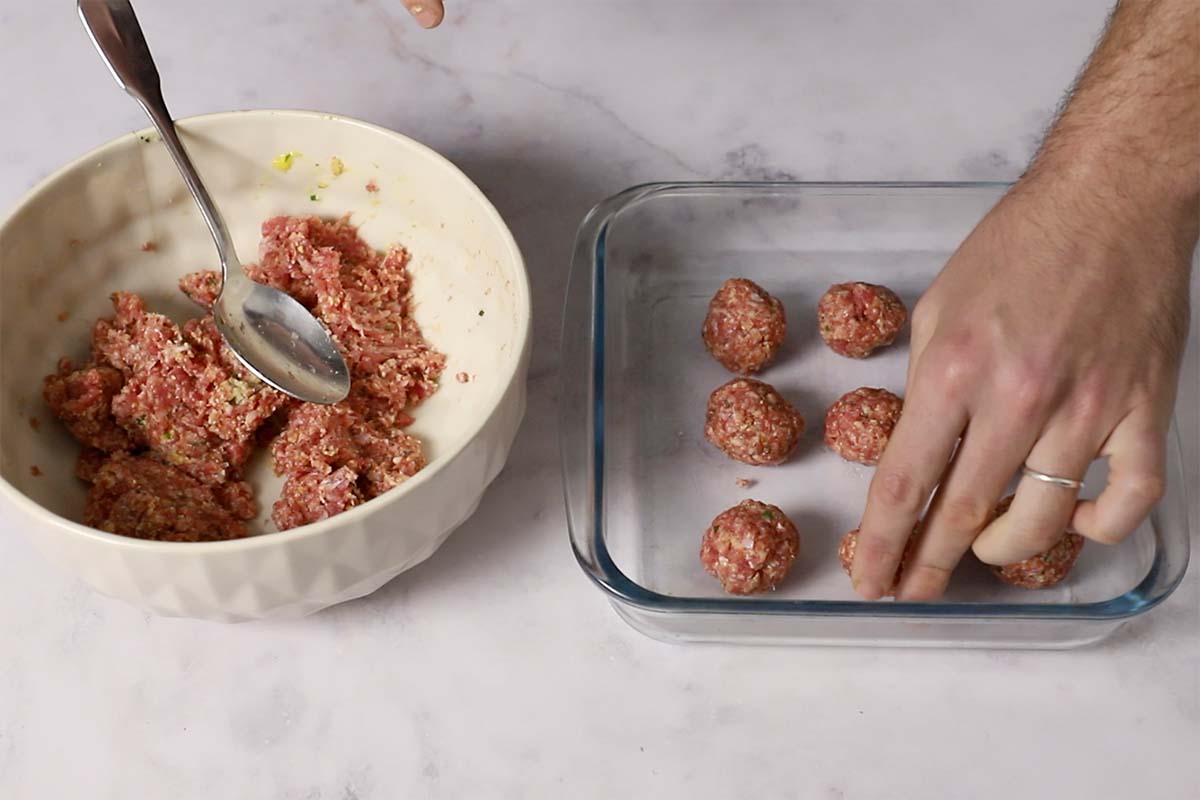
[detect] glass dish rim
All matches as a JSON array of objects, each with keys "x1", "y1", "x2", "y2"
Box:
[{"x1": 562, "y1": 180, "x2": 1191, "y2": 622}]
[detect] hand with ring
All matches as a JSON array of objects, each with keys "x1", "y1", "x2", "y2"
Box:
[{"x1": 851, "y1": 0, "x2": 1198, "y2": 600}]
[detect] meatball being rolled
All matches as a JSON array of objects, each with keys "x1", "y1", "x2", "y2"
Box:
[
  {"x1": 824, "y1": 387, "x2": 903, "y2": 466},
  {"x1": 838, "y1": 526, "x2": 920, "y2": 597},
  {"x1": 988, "y1": 495, "x2": 1085, "y2": 589}
]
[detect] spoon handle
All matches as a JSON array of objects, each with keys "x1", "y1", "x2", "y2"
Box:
[{"x1": 77, "y1": 0, "x2": 239, "y2": 274}]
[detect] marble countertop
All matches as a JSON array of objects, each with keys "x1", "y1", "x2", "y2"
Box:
[{"x1": 2, "y1": 1, "x2": 1196, "y2": 797}]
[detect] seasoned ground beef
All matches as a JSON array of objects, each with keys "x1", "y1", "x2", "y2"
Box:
[
  {"x1": 700, "y1": 499, "x2": 800, "y2": 594},
  {"x1": 236, "y1": 216, "x2": 445, "y2": 528},
  {"x1": 75, "y1": 447, "x2": 108, "y2": 483},
  {"x1": 90, "y1": 291, "x2": 289, "y2": 486},
  {"x1": 988, "y1": 495, "x2": 1085, "y2": 589},
  {"x1": 701, "y1": 278, "x2": 787, "y2": 374},
  {"x1": 178, "y1": 269, "x2": 222, "y2": 308},
  {"x1": 42, "y1": 360, "x2": 132, "y2": 453},
  {"x1": 83, "y1": 452, "x2": 252, "y2": 542},
  {"x1": 817, "y1": 282, "x2": 907, "y2": 359},
  {"x1": 824, "y1": 387, "x2": 903, "y2": 466},
  {"x1": 704, "y1": 378, "x2": 805, "y2": 466},
  {"x1": 268, "y1": 401, "x2": 427, "y2": 525},
  {"x1": 272, "y1": 466, "x2": 362, "y2": 531},
  {"x1": 45, "y1": 216, "x2": 444, "y2": 540}
]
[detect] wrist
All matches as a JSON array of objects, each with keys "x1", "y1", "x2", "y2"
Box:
[{"x1": 1020, "y1": 133, "x2": 1200, "y2": 260}]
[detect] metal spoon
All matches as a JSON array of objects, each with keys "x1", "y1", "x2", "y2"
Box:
[{"x1": 78, "y1": 0, "x2": 351, "y2": 405}]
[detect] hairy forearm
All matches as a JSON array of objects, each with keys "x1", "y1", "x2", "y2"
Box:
[{"x1": 1029, "y1": 0, "x2": 1199, "y2": 235}]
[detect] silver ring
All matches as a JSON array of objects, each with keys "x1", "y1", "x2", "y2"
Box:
[{"x1": 1022, "y1": 464, "x2": 1084, "y2": 490}]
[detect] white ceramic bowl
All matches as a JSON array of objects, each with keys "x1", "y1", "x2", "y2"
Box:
[{"x1": 0, "y1": 110, "x2": 530, "y2": 621}]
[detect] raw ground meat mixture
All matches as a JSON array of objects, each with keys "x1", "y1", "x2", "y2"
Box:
[
  {"x1": 84, "y1": 452, "x2": 254, "y2": 542},
  {"x1": 43, "y1": 362, "x2": 133, "y2": 454},
  {"x1": 704, "y1": 378, "x2": 805, "y2": 466},
  {"x1": 988, "y1": 495, "x2": 1085, "y2": 589},
  {"x1": 824, "y1": 387, "x2": 903, "y2": 466},
  {"x1": 701, "y1": 278, "x2": 787, "y2": 374},
  {"x1": 90, "y1": 293, "x2": 289, "y2": 486},
  {"x1": 817, "y1": 282, "x2": 907, "y2": 359},
  {"x1": 838, "y1": 526, "x2": 920, "y2": 597},
  {"x1": 700, "y1": 499, "x2": 800, "y2": 594},
  {"x1": 44, "y1": 215, "x2": 444, "y2": 541}
]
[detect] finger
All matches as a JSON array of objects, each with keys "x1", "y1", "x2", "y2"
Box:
[
  {"x1": 904, "y1": 304, "x2": 937, "y2": 396},
  {"x1": 1072, "y1": 404, "x2": 1168, "y2": 545},
  {"x1": 402, "y1": 0, "x2": 445, "y2": 28},
  {"x1": 853, "y1": 370, "x2": 967, "y2": 599},
  {"x1": 972, "y1": 420, "x2": 1099, "y2": 565},
  {"x1": 896, "y1": 406, "x2": 1039, "y2": 600},
  {"x1": 906, "y1": 305, "x2": 935, "y2": 380}
]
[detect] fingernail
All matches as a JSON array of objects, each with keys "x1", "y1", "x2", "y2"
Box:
[{"x1": 408, "y1": 4, "x2": 439, "y2": 28}]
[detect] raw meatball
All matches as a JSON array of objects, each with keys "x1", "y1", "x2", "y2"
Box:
[
  {"x1": 817, "y1": 282, "x2": 907, "y2": 358},
  {"x1": 838, "y1": 526, "x2": 920, "y2": 597},
  {"x1": 989, "y1": 495, "x2": 1085, "y2": 589},
  {"x1": 700, "y1": 499, "x2": 800, "y2": 594},
  {"x1": 704, "y1": 378, "x2": 805, "y2": 466},
  {"x1": 824, "y1": 387, "x2": 903, "y2": 465},
  {"x1": 701, "y1": 278, "x2": 787, "y2": 374}
]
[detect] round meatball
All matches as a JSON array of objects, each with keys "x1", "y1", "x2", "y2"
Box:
[
  {"x1": 817, "y1": 282, "x2": 907, "y2": 358},
  {"x1": 824, "y1": 387, "x2": 903, "y2": 465},
  {"x1": 988, "y1": 495, "x2": 1085, "y2": 589},
  {"x1": 702, "y1": 278, "x2": 787, "y2": 374},
  {"x1": 704, "y1": 378, "x2": 805, "y2": 465},
  {"x1": 838, "y1": 526, "x2": 920, "y2": 597},
  {"x1": 701, "y1": 499, "x2": 800, "y2": 594}
]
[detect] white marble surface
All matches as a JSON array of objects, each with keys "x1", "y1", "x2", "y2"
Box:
[{"x1": 1, "y1": 1, "x2": 1197, "y2": 797}]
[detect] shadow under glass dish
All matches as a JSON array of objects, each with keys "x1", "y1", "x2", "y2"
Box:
[{"x1": 561, "y1": 182, "x2": 1191, "y2": 649}]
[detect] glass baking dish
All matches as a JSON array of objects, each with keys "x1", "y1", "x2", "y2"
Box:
[{"x1": 561, "y1": 182, "x2": 1191, "y2": 649}]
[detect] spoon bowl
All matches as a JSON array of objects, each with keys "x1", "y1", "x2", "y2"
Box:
[
  {"x1": 78, "y1": 0, "x2": 350, "y2": 404},
  {"x1": 214, "y1": 278, "x2": 352, "y2": 406}
]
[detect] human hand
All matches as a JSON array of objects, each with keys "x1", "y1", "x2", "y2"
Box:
[
  {"x1": 849, "y1": 0, "x2": 1198, "y2": 601},
  {"x1": 400, "y1": 0, "x2": 444, "y2": 29},
  {"x1": 849, "y1": 168, "x2": 1194, "y2": 601}
]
